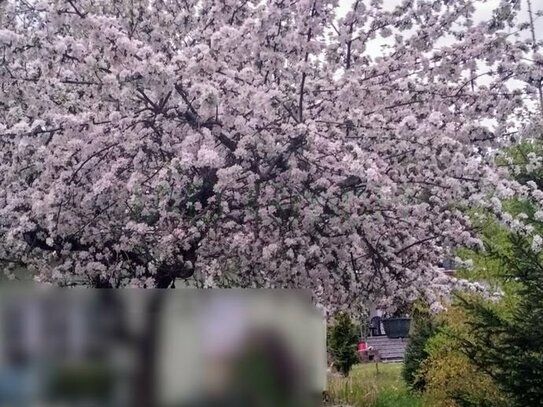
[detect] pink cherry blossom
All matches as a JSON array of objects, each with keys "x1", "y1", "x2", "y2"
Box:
[{"x1": 0, "y1": 0, "x2": 542, "y2": 310}]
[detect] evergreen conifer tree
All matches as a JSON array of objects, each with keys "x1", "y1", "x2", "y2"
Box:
[
  {"x1": 327, "y1": 313, "x2": 359, "y2": 377},
  {"x1": 457, "y1": 141, "x2": 543, "y2": 406},
  {"x1": 457, "y1": 233, "x2": 543, "y2": 407},
  {"x1": 402, "y1": 305, "x2": 439, "y2": 392}
]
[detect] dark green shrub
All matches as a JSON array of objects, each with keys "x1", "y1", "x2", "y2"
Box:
[{"x1": 327, "y1": 312, "x2": 359, "y2": 377}]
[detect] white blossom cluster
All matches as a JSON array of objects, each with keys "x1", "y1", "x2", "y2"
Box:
[{"x1": 0, "y1": 0, "x2": 542, "y2": 309}]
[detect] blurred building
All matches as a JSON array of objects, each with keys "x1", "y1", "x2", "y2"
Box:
[{"x1": 0, "y1": 288, "x2": 327, "y2": 407}]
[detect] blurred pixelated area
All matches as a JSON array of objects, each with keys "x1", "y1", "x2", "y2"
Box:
[{"x1": 0, "y1": 289, "x2": 326, "y2": 407}]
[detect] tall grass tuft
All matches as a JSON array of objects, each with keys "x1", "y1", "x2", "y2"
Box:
[{"x1": 326, "y1": 363, "x2": 423, "y2": 407}]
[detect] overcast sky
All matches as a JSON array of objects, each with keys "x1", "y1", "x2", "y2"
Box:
[
  {"x1": 335, "y1": 0, "x2": 543, "y2": 59},
  {"x1": 330, "y1": 0, "x2": 543, "y2": 121}
]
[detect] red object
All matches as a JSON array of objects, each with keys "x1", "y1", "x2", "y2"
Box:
[{"x1": 358, "y1": 342, "x2": 367, "y2": 351}]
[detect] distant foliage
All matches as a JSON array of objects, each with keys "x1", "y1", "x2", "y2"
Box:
[
  {"x1": 417, "y1": 304, "x2": 509, "y2": 407},
  {"x1": 327, "y1": 313, "x2": 359, "y2": 377}
]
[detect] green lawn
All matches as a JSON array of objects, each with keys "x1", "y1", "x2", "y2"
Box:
[{"x1": 326, "y1": 363, "x2": 423, "y2": 407}]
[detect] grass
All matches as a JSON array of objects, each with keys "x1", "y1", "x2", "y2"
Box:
[{"x1": 326, "y1": 363, "x2": 423, "y2": 407}]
